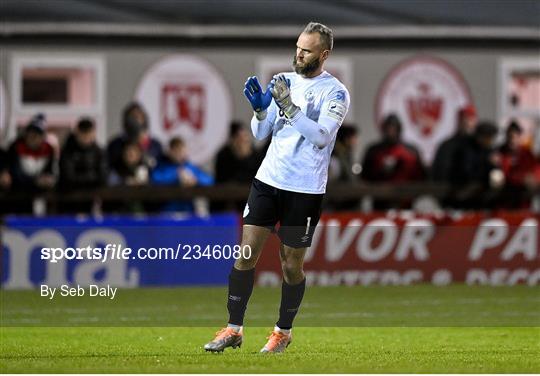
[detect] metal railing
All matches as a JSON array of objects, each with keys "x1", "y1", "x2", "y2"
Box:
[{"x1": 1, "y1": 182, "x2": 539, "y2": 216}]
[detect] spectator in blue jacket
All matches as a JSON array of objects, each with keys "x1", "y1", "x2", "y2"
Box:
[
  {"x1": 152, "y1": 137, "x2": 213, "y2": 187},
  {"x1": 151, "y1": 137, "x2": 213, "y2": 213}
]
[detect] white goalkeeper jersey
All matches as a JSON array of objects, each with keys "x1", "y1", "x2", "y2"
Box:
[{"x1": 251, "y1": 70, "x2": 350, "y2": 194}]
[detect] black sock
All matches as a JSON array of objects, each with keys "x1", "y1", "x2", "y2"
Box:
[
  {"x1": 276, "y1": 278, "x2": 306, "y2": 330},
  {"x1": 227, "y1": 267, "x2": 255, "y2": 326}
]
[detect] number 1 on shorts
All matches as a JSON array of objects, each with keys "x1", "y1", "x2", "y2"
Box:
[{"x1": 305, "y1": 216, "x2": 311, "y2": 235}]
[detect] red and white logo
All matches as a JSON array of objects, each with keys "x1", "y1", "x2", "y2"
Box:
[
  {"x1": 161, "y1": 83, "x2": 205, "y2": 133},
  {"x1": 375, "y1": 56, "x2": 473, "y2": 163},
  {"x1": 135, "y1": 55, "x2": 232, "y2": 165}
]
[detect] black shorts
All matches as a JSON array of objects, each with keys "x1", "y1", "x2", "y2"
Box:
[{"x1": 243, "y1": 178, "x2": 324, "y2": 248}]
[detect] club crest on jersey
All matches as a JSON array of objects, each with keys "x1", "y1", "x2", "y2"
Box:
[
  {"x1": 335, "y1": 90, "x2": 346, "y2": 102},
  {"x1": 304, "y1": 89, "x2": 315, "y2": 102}
]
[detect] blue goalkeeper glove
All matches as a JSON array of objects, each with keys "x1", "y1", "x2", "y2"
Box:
[{"x1": 243, "y1": 76, "x2": 273, "y2": 119}]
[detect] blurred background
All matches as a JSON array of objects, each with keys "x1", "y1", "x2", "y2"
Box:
[{"x1": 1, "y1": 0, "x2": 539, "y2": 290}]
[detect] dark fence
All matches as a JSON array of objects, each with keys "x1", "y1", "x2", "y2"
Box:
[{"x1": 1, "y1": 182, "x2": 539, "y2": 216}]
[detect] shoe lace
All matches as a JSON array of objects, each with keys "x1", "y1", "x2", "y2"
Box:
[
  {"x1": 265, "y1": 331, "x2": 288, "y2": 348},
  {"x1": 214, "y1": 327, "x2": 236, "y2": 340}
]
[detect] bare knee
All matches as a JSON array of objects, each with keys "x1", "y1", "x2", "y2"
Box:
[
  {"x1": 234, "y1": 225, "x2": 269, "y2": 270},
  {"x1": 279, "y1": 245, "x2": 306, "y2": 284},
  {"x1": 235, "y1": 254, "x2": 258, "y2": 270},
  {"x1": 281, "y1": 260, "x2": 304, "y2": 284}
]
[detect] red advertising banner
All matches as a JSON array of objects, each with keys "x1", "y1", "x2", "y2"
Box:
[{"x1": 255, "y1": 211, "x2": 539, "y2": 286}]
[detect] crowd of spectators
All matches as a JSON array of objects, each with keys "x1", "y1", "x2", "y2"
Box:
[{"x1": 1, "y1": 101, "x2": 539, "y2": 214}]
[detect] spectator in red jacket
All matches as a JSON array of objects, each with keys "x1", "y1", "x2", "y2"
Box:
[
  {"x1": 8, "y1": 114, "x2": 56, "y2": 192},
  {"x1": 361, "y1": 114, "x2": 424, "y2": 209},
  {"x1": 497, "y1": 120, "x2": 538, "y2": 207},
  {"x1": 361, "y1": 114, "x2": 424, "y2": 183}
]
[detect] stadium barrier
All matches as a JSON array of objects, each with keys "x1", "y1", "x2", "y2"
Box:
[
  {"x1": 1, "y1": 182, "x2": 539, "y2": 215},
  {"x1": 257, "y1": 211, "x2": 540, "y2": 286},
  {"x1": 1, "y1": 210, "x2": 538, "y2": 288}
]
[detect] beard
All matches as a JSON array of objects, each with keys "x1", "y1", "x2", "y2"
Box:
[{"x1": 293, "y1": 55, "x2": 321, "y2": 76}]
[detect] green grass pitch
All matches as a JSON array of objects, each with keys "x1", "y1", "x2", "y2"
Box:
[{"x1": 1, "y1": 285, "x2": 539, "y2": 373}]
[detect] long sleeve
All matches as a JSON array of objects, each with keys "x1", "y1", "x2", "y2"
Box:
[
  {"x1": 187, "y1": 163, "x2": 214, "y2": 186},
  {"x1": 250, "y1": 102, "x2": 277, "y2": 140},
  {"x1": 288, "y1": 111, "x2": 340, "y2": 149},
  {"x1": 289, "y1": 87, "x2": 349, "y2": 149},
  {"x1": 151, "y1": 164, "x2": 179, "y2": 185}
]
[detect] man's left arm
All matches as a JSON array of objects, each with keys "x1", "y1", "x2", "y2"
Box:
[{"x1": 271, "y1": 75, "x2": 350, "y2": 149}]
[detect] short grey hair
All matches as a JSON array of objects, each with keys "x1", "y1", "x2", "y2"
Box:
[{"x1": 303, "y1": 22, "x2": 333, "y2": 51}]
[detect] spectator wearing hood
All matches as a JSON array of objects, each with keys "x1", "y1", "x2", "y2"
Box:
[{"x1": 107, "y1": 102, "x2": 163, "y2": 177}]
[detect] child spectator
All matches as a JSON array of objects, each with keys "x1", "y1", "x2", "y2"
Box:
[
  {"x1": 152, "y1": 137, "x2": 213, "y2": 213},
  {"x1": 108, "y1": 142, "x2": 150, "y2": 186},
  {"x1": 152, "y1": 137, "x2": 213, "y2": 187}
]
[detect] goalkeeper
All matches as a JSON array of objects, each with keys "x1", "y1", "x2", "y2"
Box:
[{"x1": 205, "y1": 21, "x2": 350, "y2": 354}]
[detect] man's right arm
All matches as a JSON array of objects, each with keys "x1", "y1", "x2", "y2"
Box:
[{"x1": 250, "y1": 102, "x2": 277, "y2": 140}]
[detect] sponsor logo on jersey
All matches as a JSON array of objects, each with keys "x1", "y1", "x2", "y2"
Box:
[
  {"x1": 135, "y1": 55, "x2": 232, "y2": 165},
  {"x1": 375, "y1": 55, "x2": 473, "y2": 164},
  {"x1": 326, "y1": 100, "x2": 347, "y2": 122}
]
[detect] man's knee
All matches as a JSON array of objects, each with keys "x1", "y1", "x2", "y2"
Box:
[
  {"x1": 234, "y1": 225, "x2": 269, "y2": 270},
  {"x1": 281, "y1": 260, "x2": 304, "y2": 283},
  {"x1": 235, "y1": 254, "x2": 258, "y2": 270}
]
